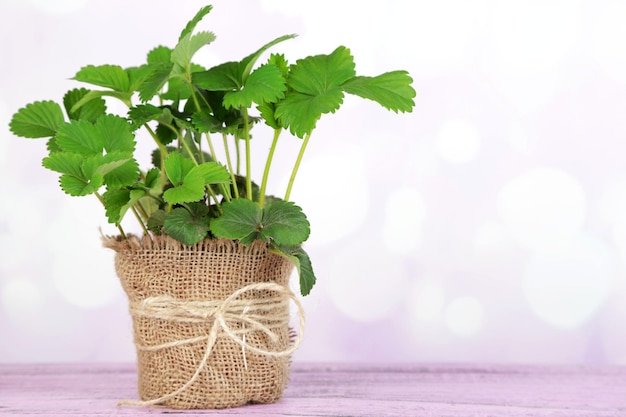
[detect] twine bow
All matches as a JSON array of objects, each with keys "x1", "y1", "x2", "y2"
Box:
[{"x1": 119, "y1": 282, "x2": 305, "y2": 407}]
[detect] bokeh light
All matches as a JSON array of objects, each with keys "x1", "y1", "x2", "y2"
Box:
[
  {"x1": 489, "y1": 0, "x2": 581, "y2": 75},
  {"x1": 24, "y1": 0, "x2": 88, "y2": 14},
  {"x1": 444, "y1": 296, "x2": 485, "y2": 337},
  {"x1": 46, "y1": 199, "x2": 123, "y2": 309},
  {"x1": 381, "y1": 187, "x2": 426, "y2": 255},
  {"x1": 407, "y1": 281, "x2": 445, "y2": 323},
  {"x1": 597, "y1": 179, "x2": 626, "y2": 225},
  {"x1": 497, "y1": 167, "x2": 586, "y2": 254},
  {"x1": 1, "y1": 279, "x2": 44, "y2": 317},
  {"x1": 473, "y1": 221, "x2": 515, "y2": 255},
  {"x1": 589, "y1": 1, "x2": 626, "y2": 85},
  {"x1": 327, "y1": 240, "x2": 409, "y2": 322},
  {"x1": 387, "y1": 0, "x2": 487, "y2": 75},
  {"x1": 505, "y1": 124, "x2": 535, "y2": 155},
  {"x1": 435, "y1": 119, "x2": 481, "y2": 164},
  {"x1": 601, "y1": 291, "x2": 626, "y2": 364},
  {"x1": 0, "y1": 97, "x2": 7, "y2": 165},
  {"x1": 523, "y1": 235, "x2": 616, "y2": 329},
  {"x1": 405, "y1": 141, "x2": 440, "y2": 181}
]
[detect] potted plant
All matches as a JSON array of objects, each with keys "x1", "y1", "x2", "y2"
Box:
[{"x1": 8, "y1": 4, "x2": 415, "y2": 410}]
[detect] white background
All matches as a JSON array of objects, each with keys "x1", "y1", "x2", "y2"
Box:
[{"x1": 1, "y1": 0, "x2": 626, "y2": 364}]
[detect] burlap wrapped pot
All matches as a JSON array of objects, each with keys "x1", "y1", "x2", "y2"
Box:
[{"x1": 103, "y1": 234, "x2": 301, "y2": 409}]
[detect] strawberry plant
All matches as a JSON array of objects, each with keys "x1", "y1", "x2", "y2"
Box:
[{"x1": 8, "y1": 5, "x2": 415, "y2": 296}]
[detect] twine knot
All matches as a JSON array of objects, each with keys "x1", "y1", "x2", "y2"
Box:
[{"x1": 119, "y1": 282, "x2": 305, "y2": 407}]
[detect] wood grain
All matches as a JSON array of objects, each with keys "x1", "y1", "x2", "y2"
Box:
[{"x1": 0, "y1": 363, "x2": 625, "y2": 416}]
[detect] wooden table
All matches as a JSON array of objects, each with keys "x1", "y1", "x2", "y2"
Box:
[{"x1": 1, "y1": 363, "x2": 625, "y2": 416}]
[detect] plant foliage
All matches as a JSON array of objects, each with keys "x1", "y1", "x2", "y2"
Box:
[{"x1": 8, "y1": 5, "x2": 415, "y2": 296}]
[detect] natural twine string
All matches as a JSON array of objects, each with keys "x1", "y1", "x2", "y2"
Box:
[{"x1": 118, "y1": 282, "x2": 305, "y2": 408}]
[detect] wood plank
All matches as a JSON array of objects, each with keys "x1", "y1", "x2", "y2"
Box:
[{"x1": 0, "y1": 363, "x2": 625, "y2": 416}]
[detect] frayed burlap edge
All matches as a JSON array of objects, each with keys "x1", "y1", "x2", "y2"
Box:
[{"x1": 102, "y1": 233, "x2": 272, "y2": 256}]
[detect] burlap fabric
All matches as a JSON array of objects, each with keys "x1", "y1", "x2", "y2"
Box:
[{"x1": 103, "y1": 234, "x2": 297, "y2": 409}]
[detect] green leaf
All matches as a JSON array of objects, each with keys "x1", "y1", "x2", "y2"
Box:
[
  {"x1": 165, "y1": 63, "x2": 206, "y2": 100},
  {"x1": 192, "y1": 34, "x2": 296, "y2": 92},
  {"x1": 257, "y1": 102, "x2": 281, "y2": 129},
  {"x1": 179, "y1": 5, "x2": 213, "y2": 41},
  {"x1": 147, "y1": 209, "x2": 167, "y2": 233},
  {"x1": 193, "y1": 162, "x2": 231, "y2": 184},
  {"x1": 102, "y1": 159, "x2": 140, "y2": 188},
  {"x1": 162, "y1": 161, "x2": 228, "y2": 205},
  {"x1": 83, "y1": 152, "x2": 131, "y2": 178},
  {"x1": 147, "y1": 46, "x2": 172, "y2": 64},
  {"x1": 9, "y1": 101, "x2": 66, "y2": 138},
  {"x1": 342, "y1": 71, "x2": 416, "y2": 113},
  {"x1": 193, "y1": 61, "x2": 242, "y2": 90},
  {"x1": 151, "y1": 146, "x2": 174, "y2": 168},
  {"x1": 223, "y1": 64, "x2": 286, "y2": 109},
  {"x1": 128, "y1": 104, "x2": 163, "y2": 127},
  {"x1": 288, "y1": 46, "x2": 356, "y2": 95},
  {"x1": 210, "y1": 198, "x2": 309, "y2": 246},
  {"x1": 209, "y1": 199, "x2": 262, "y2": 244},
  {"x1": 171, "y1": 31, "x2": 216, "y2": 71},
  {"x1": 58, "y1": 173, "x2": 103, "y2": 196},
  {"x1": 155, "y1": 124, "x2": 177, "y2": 146},
  {"x1": 44, "y1": 149, "x2": 137, "y2": 193},
  {"x1": 63, "y1": 88, "x2": 106, "y2": 122},
  {"x1": 294, "y1": 248, "x2": 316, "y2": 296},
  {"x1": 73, "y1": 64, "x2": 131, "y2": 92},
  {"x1": 97, "y1": 114, "x2": 135, "y2": 153},
  {"x1": 69, "y1": 90, "x2": 133, "y2": 114},
  {"x1": 273, "y1": 245, "x2": 316, "y2": 296},
  {"x1": 46, "y1": 137, "x2": 62, "y2": 153},
  {"x1": 164, "y1": 206, "x2": 211, "y2": 245},
  {"x1": 260, "y1": 199, "x2": 310, "y2": 245},
  {"x1": 239, "y1": 34, "x2": 297, "y2": 83},
  {"x1": 163, "y1": 169, "x2": 205, "y2": 204},
  {"x1": 55, "y1": 120, "x2": 102, "y2": 155},
  {"x1": 164, "y1": 152, "x2": 195, "y2": 185},
  {"x1": 275, "y1": 46, "x2": 356, "y2": 137},
  {"x1": 275, "y1": 92, "x2": 339, "y2": 138},
  {"x1": 127, "y1": 64, "x2": 159, "y2": 92},
  {"x1": 137, "y1": 62, "x2": 174, "y2": 102},
  {"x1": 233, "y1": 175, "x2": 261, "y2": 203},
  {"x1": 268, "y1": 53, "x2": 289, "y2": 77},
  {"x1": 192, "y1": 112, "x2": 223, "y2": 133},
  {"x1": 42, "y1": 152, "x2": 84, "y2": 177},
  {"x1": 102, "y1": 188, "x2": 145, "y2": 225},
  {"x1": 144, "y1": 167, "x2": 162, "y2": 191}
]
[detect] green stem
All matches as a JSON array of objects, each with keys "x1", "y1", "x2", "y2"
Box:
[
  {"x1": 95, "y1": 192, "x2": 126, "y2": 239},
  {"x1": 235, "y1": 135, "x2": 241, "y2": 175},
  {"x1": 144, "y1": 124, "x2": 168, "y2": 158},
  {"x1": 135, "y1": 200, "x2": 151, "y2": 221},
  {"x1": 205, "y1": 132, "x2": 217, "y2": 163},
  {"x1": 131, "y1": 205, "x2": 150, "y2": 237},
  {"x1": 143, "y1": 124, "x2": 169, "y2": 188},
  {"x1": 223, "y1": 133, "x2": 239, "y2": 199},
  {"x1": 196, "y1": 132, "x2": 205, "y2": 164},
  {"x1": 180, "y1": 135, "x2": 199, "y2": 166},
  {"x1": 259, "y1": 129, "x2": 281, "y2": 208},
  {"x1": 242, "y1": 109, "x2": 253, "y2": 200},
  {"x1": 206, "y1": 186, "x2": 222, "y2": 211},
  {"x1": 183, "y1": 76, "x2": 203, "y2": 113},
  {"x1": 285, "y1": 132, "x2": 312, "y2": 201}
]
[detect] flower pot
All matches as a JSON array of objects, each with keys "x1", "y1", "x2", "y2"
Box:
[{"x1": 103, "y1": 235, "x2": 300, "y2": 409}]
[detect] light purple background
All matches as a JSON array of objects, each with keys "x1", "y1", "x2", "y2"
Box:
[{"x1": 1, "y1": 0, "x2": 626, "y2": 364}]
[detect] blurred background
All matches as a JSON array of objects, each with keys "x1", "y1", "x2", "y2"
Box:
[{"x1": 1, "y1": 0, "x2": 626, "y2": 364}]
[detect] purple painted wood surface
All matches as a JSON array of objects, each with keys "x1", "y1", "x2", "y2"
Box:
[{"x1": 0, "y1": 363, "x2": 625, "y2": 416}]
